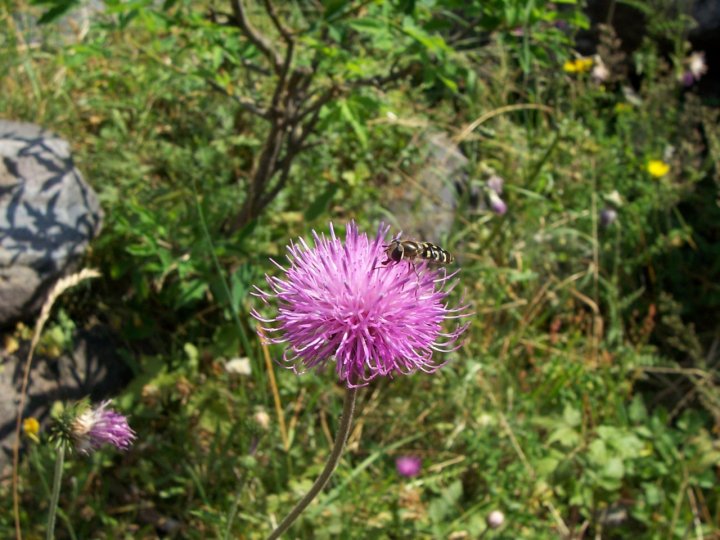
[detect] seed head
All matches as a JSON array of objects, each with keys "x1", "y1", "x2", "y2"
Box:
[{"x1": 71, "y1": 400, "x2": 136, "y2": 454}]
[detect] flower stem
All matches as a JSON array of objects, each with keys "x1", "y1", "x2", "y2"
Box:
[
  {"x1": 266, "y1": 385, "x2": 358, "y2": 540},
  {"x1": 46, "y1": 444, "x2": 65, "y2": 540}
]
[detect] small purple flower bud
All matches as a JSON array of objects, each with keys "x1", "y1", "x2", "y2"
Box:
[
  {"x1": 395, "y1": 455, "x2": 422, "y2": 477},
  {"x1": 600, "y1": 208, "x2": 617, "y2": 227},
  {"x1": 487, "y1": 175, "x2": 504, "y2": 195},
  {"x1": 488, "y1": 192, "x2": 507, "y2": 215},
  {"x1": 486, "y1": 510, "x2": 505, "y2": 529},
  {"x1": 71, "y1": 400, "x2": 136, "y2": 454},
  {"x1": 681, "y1": 71, "x2": 695, "y2": 87}
]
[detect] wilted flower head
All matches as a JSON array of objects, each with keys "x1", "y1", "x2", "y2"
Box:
[
  {"x1": 252, "y1": 223, "x2": 470, "y2": 387},
  {"x1": 71, "y1": 400, "x2": 135, "y2": 454},
  {"x1": 395, "y1": 455, "x2": 422, "y2": 477},
  {"x1": 487, "y1": 175, "x2": 504, "y2": 195}
]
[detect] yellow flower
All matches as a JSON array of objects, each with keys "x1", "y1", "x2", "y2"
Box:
[
  {"x1": 614, "y1": 103, "x2": 632, "y2": 113},
  {"x1": 23, "y1": 417, "x2": 40, "y2": 442},
  {"x1": 563, "y1": 60, "x2": 577, "y2": 73},
  {"x1": 647, "y1": 160, "x2": 670, "y2": 178},
  {"x1": 563, "y1": 57, "x2": 593, "y2": 74},
  {"x1": 577, "y1": 57, "x2": 593, "y2": 72}
]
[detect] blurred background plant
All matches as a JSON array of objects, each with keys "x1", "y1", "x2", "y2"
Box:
[{"x1": 1, "y1": 0, "x2": 718, "y2": 537}]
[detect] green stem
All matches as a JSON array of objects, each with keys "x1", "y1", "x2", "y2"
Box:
[
  {"x1": 266, "y1": 385, "x2": 358, "y2": 540},
  {"x1": 46, "y1": 444, "x2": 65, "y2": 540}
]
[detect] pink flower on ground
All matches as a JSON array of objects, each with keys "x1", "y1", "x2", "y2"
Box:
[
  {"x1": 488, "y1": 192, "x2": 507, "y2": 215},
  {"x1": 71, "y1": 400, "x2": 136, "y2": 454},
  {"x1": 395, "y1": 455, "x2": 422, "y2": 477},
  {"x1": 486, "y1": 175, "x2": 508, "y2": 215},
  {"x1": 252, "y1": 223, "x2": 470, "y2": 387}
]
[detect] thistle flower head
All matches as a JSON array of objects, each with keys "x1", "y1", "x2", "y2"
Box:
[
  {"x1": 395, "y1": 455, "x2": 422, "y2": 477},
  {"x1": 252, "y1": 223, "x2": 470, "y2": 387},
  {"x1": 71, "y1": 400, "x2": 136, "y2": 454}
]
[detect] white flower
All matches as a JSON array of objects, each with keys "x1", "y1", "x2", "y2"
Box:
[
  {"x1": 688, "y1": 51, "x2": 707, "y2": 80},
  {"x1": 225, "y1": 357, "x2": 252, "y2": 376},
  {"x1": 592, "y1": 57, "x2": 610, "y2": 83},
  {"x1": 486, "y1": 510, "x2": 505, "y2": 529}
]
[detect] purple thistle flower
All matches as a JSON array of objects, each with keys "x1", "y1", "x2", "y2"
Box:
[
  {"x1": 71, "y1": 400, "x2": 136, "y2": 454},
  {"x1": 395, "y1": 455, "x2": 422, "y2": 477},
  {"x1": 252, "y1": 223, "x2": 470, "y2": 387}
]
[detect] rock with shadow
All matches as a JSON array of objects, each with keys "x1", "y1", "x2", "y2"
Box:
[{"x1": 0, "y1": 119, "x2": 103, "y2": 326}]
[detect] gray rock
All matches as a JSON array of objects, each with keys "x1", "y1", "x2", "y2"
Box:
[
  {"x1": 0, "y1": 120, "x2": 102, "y2": 326},
  {"x1": 386, "y1": 132, "x2": 467, "y2": 242}
]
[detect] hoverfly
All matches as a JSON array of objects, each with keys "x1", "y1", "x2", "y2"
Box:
[{"x1": 381, "y1": 238, "x2": 455, "y2": 267}]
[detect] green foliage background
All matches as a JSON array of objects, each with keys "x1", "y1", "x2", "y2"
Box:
[{"x1": 1, "y1": 0, "x2": 719, "y2": 538}]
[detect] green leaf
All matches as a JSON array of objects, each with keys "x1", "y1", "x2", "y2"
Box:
[
  {"x1": 304, "y1": 183, "x2": 339, "y2": 221},
  {"x1": 563, "y1": 404, "x2": 582, "y2": 427},
  {"x1": 548, "y1": 425, "x2": 580, "y2": 447},
  {"x1": 339, "y1": 99, "x2": 368, "y2": 149},
  {"x1": 602, "y1": 457, "x2": 625, "y2": 480},
  {"x1": 437, "y1": 73, "x2": 459, "y2": 93},
  {"x1": 588, "y1": 439, "x2": 609, "y2": 464},
  {"x1": 347, "y1": 18, "x2": 387, "y2": 35},
  {"x1": 31, "y1": 0, "x2": 79, "y2": 24}
]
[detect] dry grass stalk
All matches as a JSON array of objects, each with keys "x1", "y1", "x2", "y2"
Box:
[{"x1": 12, "y1": 268, "x2": 101, "y2": 540}]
